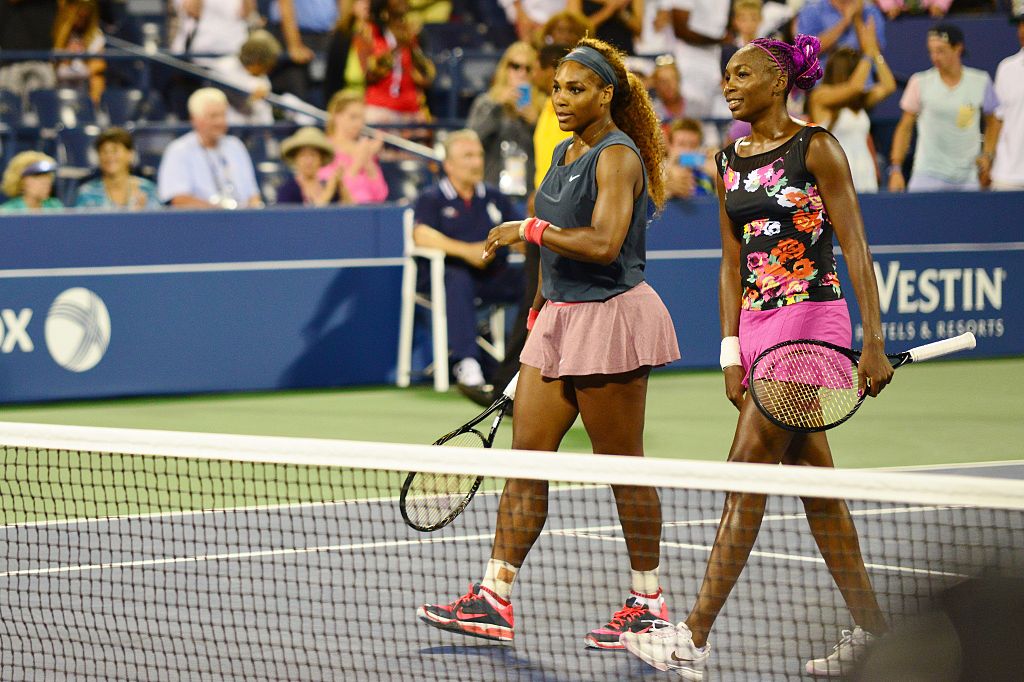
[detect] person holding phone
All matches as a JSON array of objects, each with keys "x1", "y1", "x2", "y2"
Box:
[
  {"x1": 664, "y1": 118, "x2": 714, "y2": 199},
  {"x1": 467, "y1": 41, "x2": 543, "y2": 195}
]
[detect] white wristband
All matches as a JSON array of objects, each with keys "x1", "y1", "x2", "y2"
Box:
[{"x1": 720, "y1": 336, "x2": 741, "y2": 370}]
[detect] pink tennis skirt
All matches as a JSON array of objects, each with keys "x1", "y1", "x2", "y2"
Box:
[
  {"x1": 739, "y1": 299, "x2": 851, "y2": 387},
  {"x1": 520, "y1": 282, "x2": 680, "y2": 378}
]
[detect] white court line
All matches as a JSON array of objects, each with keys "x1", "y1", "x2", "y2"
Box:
[
  {"x1": 563, "y1": 533, "x2": 965, "y2": 580},
  {"x1": 555, "y1": 505, "x2": 963, "y2": 535},
  {"x1": 0, "y1": 484, "x2": 605, "y2": 531},
  {"x1": 0, "y1": 532, "x2": 491, "y2": 578},
  {"x1": 880, "y1": 460, "x2": 1024, "y2": 472},
  {"x1": 0, "y1": 504, "x2": 964, "y2": 580}
]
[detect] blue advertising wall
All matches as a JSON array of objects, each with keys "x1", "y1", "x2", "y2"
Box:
[{"x1": 0, "y1": 193, "x2": 1020, "y2": 403}]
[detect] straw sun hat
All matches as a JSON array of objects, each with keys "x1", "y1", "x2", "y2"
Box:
[{"x1": 280, "y1": 127, "x2": 335, "y2": 166}]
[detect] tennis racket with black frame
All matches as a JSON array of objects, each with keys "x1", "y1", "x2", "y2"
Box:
[
  {"x1": 399, "y1": 373, "x2": 519, "y2": 532},
  {"x1": 749, "y1": 332, "x2": 976, "y2": 433}
]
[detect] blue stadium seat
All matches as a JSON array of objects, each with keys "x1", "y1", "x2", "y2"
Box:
[
  {"x1": 452, "y1": 52, "x2": 500, "y2": 119},
  {"x1": 420, "y1": 22, "x2": 484, "y2": 57},
  {"x1": 0, "y1": 90, "x2": 22, "y2": 127},
  {"x1": 29, "y1": 89, "x2": 97, "y2": 131},
  {"x1": 255, "y1": 160, "x2": 292, "y2": 205},
  {"x1": 57, "y1": 126, "x2": 100, "y2": 169},
  {"x1": 101, "y1": 88, "x2": 146, "y2": 126},
  {"x1": 379, "y1": 158, "x2": 432, "y2": 203},
  {"x1": 247, "y1": 131, "x2": 287, "y2": 165}
]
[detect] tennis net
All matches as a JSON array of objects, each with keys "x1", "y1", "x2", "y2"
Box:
[{"x1": 2, "y1": 421, "x2": 1023, "y2": 681}]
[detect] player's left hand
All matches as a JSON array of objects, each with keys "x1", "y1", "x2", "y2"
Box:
[
  {"x1": 482, "y1": 221, "x2": 524, "y2": 261},
  {"x1": 857, "y1": 346, "x2": 893, "y2": 398}
]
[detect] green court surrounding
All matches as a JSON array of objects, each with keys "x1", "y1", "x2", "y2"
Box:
[{"x1": 3, "y1": 357, "x2": 1021, "y2": 469}]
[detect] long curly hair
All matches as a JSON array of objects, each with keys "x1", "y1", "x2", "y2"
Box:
[{"x1": 571, "y1": 37, "x2": 666, "y2": 210}]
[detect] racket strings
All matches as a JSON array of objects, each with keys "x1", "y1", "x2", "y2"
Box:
[
  {"x1": 751, "y1": 343, "x2": 860, "y2": 430},
  {"x1": 403, "y1": 430, "x2": 485, "y2": 529}
]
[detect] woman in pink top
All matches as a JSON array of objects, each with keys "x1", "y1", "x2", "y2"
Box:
[{"x1": 318, "y1": 90, "x2": 390, "y2": 203}]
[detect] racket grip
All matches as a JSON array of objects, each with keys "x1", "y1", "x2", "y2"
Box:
[
  {"x1": 502, "y1": 372, "x2": 519, "y2": 399},
  {"x1": 907, "y1": 332, "x2": 976, "y2": 363}
]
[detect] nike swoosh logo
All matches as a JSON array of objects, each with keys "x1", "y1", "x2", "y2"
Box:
[
  {"x1": 454, "y1": 609, "x2": 489, "y2": 620},
  {"x1": 671, "y1": 651, "x2": 697, "y2": 663},
  {"x1": 569, "y1": 174, "x2": 581, "y2": 182}
]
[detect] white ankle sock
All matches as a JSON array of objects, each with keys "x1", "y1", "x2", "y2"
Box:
[
  {"x1": 481, "y1": 558, "x2": 518, "y2": 601},
  {"x1": 631, "y1": 567, "x2": 661, "y2": 597}
]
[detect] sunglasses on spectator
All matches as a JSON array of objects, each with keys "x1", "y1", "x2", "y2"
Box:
[{"x1": 507, "y1": 61, "x2": 532, "y2": 71}]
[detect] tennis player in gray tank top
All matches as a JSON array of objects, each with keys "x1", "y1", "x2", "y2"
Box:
[{"x1": 417, "y1": 38, "x2": 681, "y2": 651}]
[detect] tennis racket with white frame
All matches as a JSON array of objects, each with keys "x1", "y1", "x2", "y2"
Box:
[{"x1": 749, "y1": 333, "x2": 976, "y2": 433}]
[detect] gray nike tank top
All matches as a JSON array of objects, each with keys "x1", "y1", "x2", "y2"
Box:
[{"x1": 534, "y1": 129, "x2": 648, "y2": 302}]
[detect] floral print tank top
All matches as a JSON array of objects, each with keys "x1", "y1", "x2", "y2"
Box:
[{"x1": 718, "y1": 125, "x2": 843, "y2": 311}]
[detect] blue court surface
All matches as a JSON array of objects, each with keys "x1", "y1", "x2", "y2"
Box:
[{"x1": 2, "y1": 462, "x2": 1023, "y2": 681}]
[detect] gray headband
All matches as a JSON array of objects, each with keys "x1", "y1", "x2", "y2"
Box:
[{"x1": 562, "y1": 46, "x2": 618, "y2": 88}]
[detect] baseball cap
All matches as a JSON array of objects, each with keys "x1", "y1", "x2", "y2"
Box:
[
  {"x1": 928, "y1": 23, "x2": 965, "y2": 47},
  {"x1": 21, "y1": 159, "x2": 57, "y2": 177}
]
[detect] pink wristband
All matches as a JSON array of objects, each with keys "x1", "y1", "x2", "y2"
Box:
[
  {"x1": 526, "y1": 308, "x2": 540, "y2": 331},
  {"x1": 523, "y1": 217, "x2": 551, "y2": 246}
]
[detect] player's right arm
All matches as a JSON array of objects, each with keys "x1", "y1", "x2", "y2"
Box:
[
  {"x1": 716, "y1": 170, "x2": 745, "y2": 410},
  {"x1": 887, "y1": 110, "x2": 916, "y2": 192}
]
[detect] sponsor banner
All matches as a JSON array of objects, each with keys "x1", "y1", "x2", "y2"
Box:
[
  {"x1": 0, "y1": 196, "x2": 1021, "y2": 402},
  {"x1": 0, "y1": 269, "x2": 402, "y2": 403}
]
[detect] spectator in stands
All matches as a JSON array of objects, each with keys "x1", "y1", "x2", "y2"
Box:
[
  {"x1": 875, "y1": 0, "x2": 950, "y2": 20},
  {"x1": 721, "y1": 0, "x2": 762, "y2": 70},
  {"x1": 211, "y1": 30, "x2": 282, "y2": 125},
  {"x1": 406, "y1": 0, "x2": 450, "y2": 25},
  {"x1": 649, "y1": 55, "x2": 686, "y2": 121},
  {"x1": 797, "y1": 0, "x2": 885, "y2": 61},
  {"x1": 635, "y1": 0, "x2": 675, "y2": 58},
  {"x1": 319, "y1": 90, "x2": 388, "y2": 203},
  {"x1": 53, "y1": 0, "x2": 107, "y2": 105},
  {"x1": 169, "y1": 0, "x2": 253, "y2": 67},
  {"x1": 567, "y1": 0, "x2": 642, "y2": 55},
  {"x1": 75, "y1": 127, "x2": 160, "y2": 209},
  {"x1": 467, "y1": 41, "x2": 540, "y2": 196},
  {"x1": 363, "y1": 0, "x2": 435, "y2": 125},
  {"x1": 989, "y1": 10, "x2": 1024, "y2": 191},
  {"x1": 266, "y1": 0, "x2": 340, "y2": 104},
  {"x1": 888, "y1": 24, "x2": 999, "y2": 193},
  {"x1": 157, "y1": 88, "x2": 262, "y2": 208},
  {"x1": 669, "y1": 0, "x2": 732, "y2": 118},
  {"x1": 664, "y1": 117, "x2": 713, "y2": 199},
  {"x1": 0, "y1": 0, "x2": 58, "y2": 107},
  {"x1": 732, "y1": 0, "x2": 762, "y2": 46},
  {"x1": 806, "y1": 17, "x2": 895, "y2": 193},
  {"x1": 413, "y1": 129, "x2": 523, "y2": 402},
  {"x1": 276, "y1": 125, "x2": 350, "y2": 205},
  {"x1": 532, "y1": 44, "x2": 573, "y2": 188},
  {"x1": 322, "y1": 0, "x2": 372, "y2": 102},
  {"x1": 538, "y1": 9, "x2": 592, "y2": 47},
  {"x1": 501, "y1": 0, "x2": 564, "y2": 43},
  {"x1": 1, "y1": 151, "x2": 62, "y2": 212}
]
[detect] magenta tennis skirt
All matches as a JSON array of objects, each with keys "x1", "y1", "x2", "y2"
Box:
[
  {"x1": 739, "y1": 299, "x2": 851, "y2": 387},
  {"x1": 520, "y1": 282, "x2": 680, "y2": 378}
]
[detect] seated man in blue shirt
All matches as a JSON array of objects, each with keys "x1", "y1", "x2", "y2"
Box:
[
  {"x1": 157, "y1": 88, "x2": 263, "y2": 209},
  {"x1": 413, "y1": 129, "x2": 523, "y2": 403}
]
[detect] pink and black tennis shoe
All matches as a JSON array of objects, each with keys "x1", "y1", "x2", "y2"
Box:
[
  {"x1": 585, "y1": 590, "x2": 669, "y2": 650},
  {"x1": 417, "y1": 583, "x2": 514, "y2": 642}
]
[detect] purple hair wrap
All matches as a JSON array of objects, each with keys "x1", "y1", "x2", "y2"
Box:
[{"x1": 750, "y1": 34, "x2": 823, "y2": 92}]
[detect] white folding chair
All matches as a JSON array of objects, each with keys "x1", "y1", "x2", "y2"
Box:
[{"x1": 396, "y1": 208, "x2": 507, "y2": 391}]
